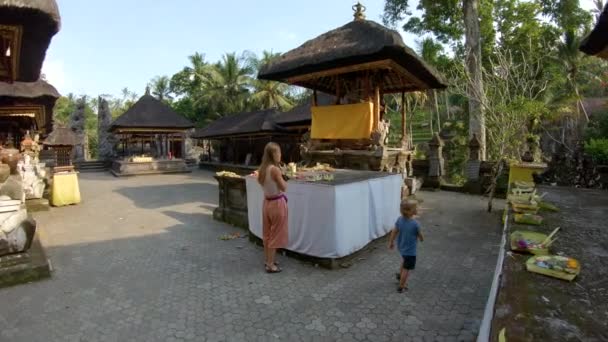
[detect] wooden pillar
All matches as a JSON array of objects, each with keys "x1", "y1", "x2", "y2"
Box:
[
  {"x1": 374, "y1": 84, "x2": 380, "y2": 131},
  {"x1": 364, "y1": 71, "x2": 370, "y2": 101},
  {"x1": 401, "y1": 91, "x2": 407, "y2": 146},
  {"x1": 335, "y1": 78, "x2": 341, "y2": 105},
  {"x1": 312, "y1": 90, "x2": 318, "y2": 106}
]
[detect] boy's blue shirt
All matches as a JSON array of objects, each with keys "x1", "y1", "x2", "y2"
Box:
[{"x1": 395, "y1": 216, "x2": 420, "y2": 256}]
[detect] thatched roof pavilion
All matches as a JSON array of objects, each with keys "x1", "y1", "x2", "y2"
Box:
[
  {"x1": 110, "y1": 89, "x2": 194, "y2": 161},
  {"x1": 258, "y1": 3, "x2": 446, "y2": 150},
  {"x1": 0, "y1": 0, "x2": 61, "y2": 82},
  {"x1": 193, "y1": 109, "x2": 282, "y2": 139},
  {"x1": 580, "y1": 4, "x2": 608, "y2": 59},
  {"x1": 258, "y1": 7, "x2": 446, "y2": 94},
  {"x1": 110, "y1": 91, "x2": 194, "y2": 133}
]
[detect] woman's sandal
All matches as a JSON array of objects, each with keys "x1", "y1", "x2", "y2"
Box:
[
  {"x1": 397, "y1": 286, "x2": 409, "y2": 293},
  {"x1": 265, "y1": 264, "x2": 282, "y2": 273}
]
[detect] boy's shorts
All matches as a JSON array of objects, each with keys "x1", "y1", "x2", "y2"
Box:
[{"x1": 402, "y1": 255, "x2": 416, "y2": 270}]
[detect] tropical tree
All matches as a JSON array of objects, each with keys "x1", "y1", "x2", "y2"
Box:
[
  {"x1": 196, "y1": 52, "x2": 253, "y2": 120},
  {"x1": 247, "y1": 50, "x2": 293, "y2": 110},
  {"x1": 384, "y1": 0, "x2": 488, "y2": 159},
  {"x1": 148, "y1": 75, "x2": 173, "y2": 102},
  {"x1": 170, "y1": 52, "x2": 208, "y2": 96},
  {"x1": 556, "y1": 30, "x2": 589, "y2": 122}
]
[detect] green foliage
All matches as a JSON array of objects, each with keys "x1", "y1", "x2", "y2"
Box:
[
  {"x1": 441, "y1": 119, "x2": 469, "y2": 184},
  {"x1": 586, "y1": 110, "x2": 608, "y2": 140},
  {"x1": 584, "y1": 138, "x2": 608, "y2": 164}
]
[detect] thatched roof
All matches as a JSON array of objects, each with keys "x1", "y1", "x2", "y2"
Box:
[
  {"x1": 580, "y1": 4, "x2": 608, "y2": 59},
  {"x1": 0, "y1": 0, "x2": 61, "y2": 81},
  {"x1": 193, "y1": 94, "x2": 336, "y2": 139},
  {"x1": 192, "y1": 109, "x2": 284, "y2": 139},
  {"x1": 110, "y1": 94, "x2": 194, "y2": 132},
  {"x1": 43, "y1": 126, "x2": 76, "y2": 146},
  {"x1": 0, "y1": 79, "x2": 59, "y2": 98},
  {"x1": 258, "y1": 18, "x2": 447, "y2": 94}
]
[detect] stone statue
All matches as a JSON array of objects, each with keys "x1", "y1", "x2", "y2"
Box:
[
  {"x1": 97, "y1": 97, "x2": 116, "y2": 160},
  {"x1": 371, "y1": 119, "x2": 390, "y2": 146},
  {"x1": 17, "y1": 133, "x2": 47, "y2": 200},
  {"x1": 0, "y1": 173, "x2": 36, "y2": 257}
]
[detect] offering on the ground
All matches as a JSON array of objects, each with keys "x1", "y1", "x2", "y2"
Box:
[
  {"x1": 526, "y1": 255, "x2": 580, "y2": 281},
  {"x1": 510, "y1": 230, "x2": 560, "y2": 255},
  {"x1": 215, "y1": 171, "x2": 241, "y2": 178},
  {"x1": 511, "y1": 203, "x2": 539, "y2": 214},
  {"x1": 514, "y1": 213, "x2": 543, "y2": 225}
]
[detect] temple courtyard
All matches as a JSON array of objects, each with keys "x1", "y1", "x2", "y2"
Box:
[{"x1": 0, "y1": 170, "x2": 503, "y2": 342}]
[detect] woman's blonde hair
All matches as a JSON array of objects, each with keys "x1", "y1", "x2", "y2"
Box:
[
  {"x1": 400, "y1": 200, "x2": 417, "y2": 218},
  {"x1": 257, "y1": 142, "x2": 281, "y2": 185}
]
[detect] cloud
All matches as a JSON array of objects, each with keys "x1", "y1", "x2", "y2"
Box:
[
  {"x1": 278, "y1": 30, "x2": 297, "y2": 41},
  {"x1": 41, "y1": 59, "x2": 67, "y2": 92}
]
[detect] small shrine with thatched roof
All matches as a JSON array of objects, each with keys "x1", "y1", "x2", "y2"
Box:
[
  {"x1": 258, "y1": 2, "x2": 447, "y2": 176},
  {"x1": 109, "y1": 88, "x2": 194, "y2": 176}
]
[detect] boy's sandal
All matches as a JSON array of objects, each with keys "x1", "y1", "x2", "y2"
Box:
[{"x1": 397, "y1": 286, "x2": 408, "y2": 293}]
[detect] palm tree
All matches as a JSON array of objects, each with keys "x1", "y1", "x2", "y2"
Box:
[
  {"x1": 148, "y1": 75, "x2": 173, "y2": 102},
  {"x1": 197, "y1": 52, "x2": 253, "y2": 119},
  {"x1": 251, "y1": 80, "x2": 292, "y2": 110},
  {"x1": 247, "y1": 50, "x2": 293, "y2": 110},
  {"x1": 557, "y1": 30, "x2": 589, "y2": 122}
]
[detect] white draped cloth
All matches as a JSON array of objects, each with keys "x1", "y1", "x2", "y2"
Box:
[{"x1": 246, "y1": 172, "x2": 402, "y2": 258}]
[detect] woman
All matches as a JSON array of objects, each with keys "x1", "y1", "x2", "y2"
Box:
[{"x1": 257, "y1": 142, "x2": 288, "y2": 273}]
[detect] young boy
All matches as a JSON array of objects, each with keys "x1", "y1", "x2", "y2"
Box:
[{"x1": 388, "y1": 200, "x2": 424, "y2": 293}]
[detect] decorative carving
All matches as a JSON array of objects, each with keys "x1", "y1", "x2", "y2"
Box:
[
  {"x1": 352, "y1": 2, "x2": 366, "y2": 21},
  {"x1": 371, "y1": 119, "x2": 390, "y2": 146}
]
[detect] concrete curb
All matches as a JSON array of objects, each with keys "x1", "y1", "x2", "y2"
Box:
[{"x1": 477, "y1": 209, "x2": 509, "y2": 342}]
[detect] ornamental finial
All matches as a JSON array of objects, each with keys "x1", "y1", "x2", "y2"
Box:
[{"x1": 353, "y1": 2, "x2": 366, "y2": 21}]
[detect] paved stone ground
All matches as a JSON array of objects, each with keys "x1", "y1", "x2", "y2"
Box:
[{"x1": 0, "y1": 170, "x2": 503, "y2": 342}]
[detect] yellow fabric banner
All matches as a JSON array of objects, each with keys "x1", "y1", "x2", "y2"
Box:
[
  {"x1": 311, "y1": 102, "x2": 374, "y2": 139},
  {"x1": 51, "y1": 172, "x2": 81, "y2": 207}
]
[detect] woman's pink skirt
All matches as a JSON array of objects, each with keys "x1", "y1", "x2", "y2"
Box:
[{"x1": 262, "y1": 197, "x2": 288, "y2": 248}]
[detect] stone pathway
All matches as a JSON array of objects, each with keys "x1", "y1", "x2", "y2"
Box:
[{"x1": 0, "y1": 170, "x2": 503, "y2": 341}]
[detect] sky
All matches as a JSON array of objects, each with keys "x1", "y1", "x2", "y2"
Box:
[
  {"x1": 42, "y1": 0, "x2": 412, "y2": 98},
  {"x1": 42, "y1": 0, "x2": 598, "y2": 99}
]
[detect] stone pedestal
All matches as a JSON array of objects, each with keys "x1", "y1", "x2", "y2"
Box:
[
  {"x1": 464, "y1": 134, "x2": 483, "y2": 193},
  {"x1": 214, "y1": 175, "x2": 248, "y2": 228},
  {"x1": 110, "y1": 159, "x2": 191, "y2": 177},
  {"x1": 426, "y1": 134, "x2": 445, "y2": 188}
]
